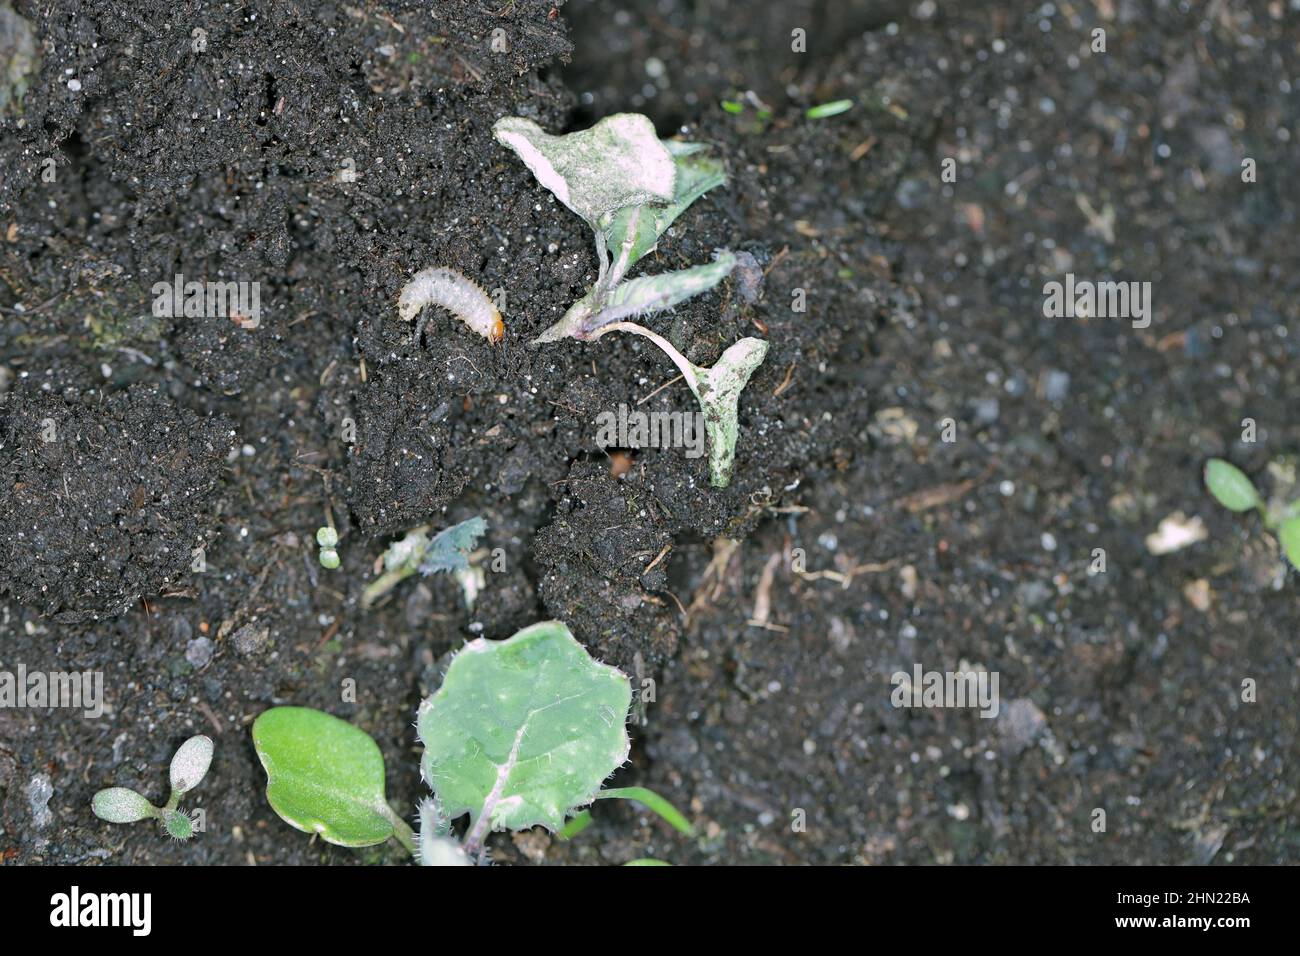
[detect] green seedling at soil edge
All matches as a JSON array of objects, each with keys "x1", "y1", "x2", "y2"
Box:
[
  {"x1": 493, "y1": 113, "x2": 768, "y2": 487},
  {"x1": 361, "y1": 516, "x2": 486, "y2": 608},
  {"x1": 251, "y1": 621, "x2": 692, "y2": 866},
  {"x1": 1204, "y1": 457, "x2": 1300, "y2": 569},
  {"x1": 315, "y1": 525, "x2": 340, "y2": 569},
  {"x1": 92, "y1": 735, "x2": 213, "y2": 841}
]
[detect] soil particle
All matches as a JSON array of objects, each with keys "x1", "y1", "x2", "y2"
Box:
[{"x1": 0, "y1": 385, "x2": 234, "y2": 621}]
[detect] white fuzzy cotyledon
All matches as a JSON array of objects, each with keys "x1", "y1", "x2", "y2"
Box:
[{"x1": 398, "y1": 266, "x2": 504, "y2": 344}]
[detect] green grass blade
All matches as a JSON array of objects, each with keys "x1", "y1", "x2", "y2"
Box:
[
  {"x1": 806, "y1": 99, "x2": 853, "y2": 119},
  {"x1": 558, "y1": 810, "x2": 593, "y2": 841},
  {"x1": 596, "y1": 786, "x2": 694, "y2": 836}
]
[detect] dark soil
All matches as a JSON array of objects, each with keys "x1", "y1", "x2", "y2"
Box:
[{"x1": 1, "y1": 0, "x2": 1296, "y2": 866}]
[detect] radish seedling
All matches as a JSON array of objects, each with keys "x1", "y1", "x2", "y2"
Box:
[
  {"x1": 494, "y1": 112, "x2": 768, "y2": 487},
  {"x1": 92, "y1": 735, "x2": 213, "y2": 841},
  {"x1": 1205, "y1": 457, "x2": 1300, "y2": 569},
  {"x1": 252, "y1": 621, "x2": 691, "y2": 865}
]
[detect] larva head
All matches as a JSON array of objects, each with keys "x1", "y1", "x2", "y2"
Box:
[{"x1": 486, "y1": 308, "x2": 504, "y2": 344}]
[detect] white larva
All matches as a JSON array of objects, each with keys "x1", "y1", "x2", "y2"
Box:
[{"x1": 397, "y1": 266, "x2": 504, "y2": 344}]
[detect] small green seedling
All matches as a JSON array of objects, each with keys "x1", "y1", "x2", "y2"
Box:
[
  {"x1": 316, "y1": 526, "x2": 340, "y2": 569},
  {"x1": 494, "y1": 113, "x2": 768, "y2": 487},
  {"x1": 1204, "y1": 457, "x2": 1300, "y2": 569},
  {"x1": 361, "y1": 515, "x2": 486, "y2": 608},
  {"x1": 252, "y1": 621, "x2": 691, "y2": 865},
  {"x1": 92, "y1": 735, "x2": 213, "y2": 841},
  {"x1": 805, "y1": 99, "x2": 854, "y2": 120}
]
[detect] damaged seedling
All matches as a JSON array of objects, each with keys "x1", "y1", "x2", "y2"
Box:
[
  {"x1": 1205, "y1": 457, "x2": 1300, "y2": 570},
  {"x1": 591, "y1": 323, "x2": 768, "y2": 488},
  {"x1": 92, "y1": 735, "x2": 213, "y2": 841},
  {"x1": 493, "y1": 112, "x2": 731, "y2": 345},
  {"x1": 494, "y1": 112, "x2": 768, "y2": 487},
  {"x1": 360, "y1": 515, "x2": 487, "y2": 608},
  {"x1": 252, "y1": 621, "x2": 691, "y2": 865}
]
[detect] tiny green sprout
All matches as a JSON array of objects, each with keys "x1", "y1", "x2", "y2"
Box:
[
  {"x1": 494, "y1": 112, "x2": 768, "y2": 487},
  {"x1": 316, "y1": 525, "x2": 340, "y2": 569},
  {"x1": 361, "y1": 515, "x2": 487, "y2": 608},
  {"x1": 1204, "y1": 457, "x2": 1300, "y2": 570},
  {"x1": 92, "y1": 734, "x2": 212, "y2": 842},
  {"x1": 805, "y1": 99, "x2": 854, "y2": 119},
  {"x1": 253, "y1": 621, "x2": 693, "y2": 865}
]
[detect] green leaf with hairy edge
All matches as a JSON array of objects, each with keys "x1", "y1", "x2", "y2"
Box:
[
  {"x1": 493, "y1": 114, "x2": 676, "y2": 227},
  {"x1": 601, "y1": 147, "x2": 726, "y2": 277},
  {"x1": 1278, "y1": 516, "x2": 1300, "y2": 570},
  {"x1": 92, "y1": 787, "x2": 156, "y2": 823},
  {"x1": 597, "y1": 786, "x2": 695, "y2": 836},
  {"x1": 1204, "y1": 459, "x2": 1261, "y2": 512},
  {"x1": 417, "y1": 621, "x2": 631, "y2": 838},
  {"x1": 252, "y1": 707, "x2": 396, "y2": 847},
  {"x1": 624, "y1": 858, "x2": 672, "y2": 866}
]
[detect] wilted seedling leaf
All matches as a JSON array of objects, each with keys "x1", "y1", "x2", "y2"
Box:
[
  {"x1": 169, "y1": 734, "x2": 214, "y2": 794},
  {"x1": 1205, "y1": 459, "x2": 1261, "y2": 512},
  {"x1": 253, "y1": 707, "x2": 400, "y2": 848},
  {"x1": 362, "y1": 516, "x2": 488, "y2": 608},
  {"x1": 601, "y1": 146, "x2": 726, "y2": 281},
  {"x1": 421, "y1": 516, "x2": 487, "y2": 575},
  {"x1": 92, "y1": 787, "x2": 156, "y2": 824},
  {"x1": 591, "y1": 323, "x2": 768, "y2": 487},
  {"x1": 493, "y1": 114, "x2": 675, "y2": 228},
  {"x1": 692, "y1": 336, "x2": 770, "y2": 487},
  {"x1": 584, "y1": 252, "x2": 737, "y2": 335},
  {"x1": 417, "y1": 621, "x2": 631, "y2": 855}
]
